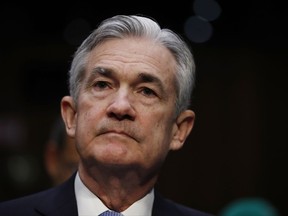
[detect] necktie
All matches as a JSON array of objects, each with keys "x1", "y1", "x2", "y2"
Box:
[{"x1": 99, "y1": 210, "x2": 123, "y2": 216}]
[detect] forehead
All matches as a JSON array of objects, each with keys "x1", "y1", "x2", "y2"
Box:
[{"x1": 86, "y1": 37, "x2": 177, "y2": 84}]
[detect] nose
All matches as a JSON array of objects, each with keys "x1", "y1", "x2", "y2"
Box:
[{"x1": 106, "y1": 89, "x2": 136, "y2": 121}]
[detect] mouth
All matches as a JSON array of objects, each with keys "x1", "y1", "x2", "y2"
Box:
[{"x1": 99, "y1": 130, "x2": 139, "y2": 142}]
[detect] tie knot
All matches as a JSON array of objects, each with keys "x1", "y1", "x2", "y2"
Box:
[{"x1": 99, "y1": 210, "x2": 123, "y2": 216}]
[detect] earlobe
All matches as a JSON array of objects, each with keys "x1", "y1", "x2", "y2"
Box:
[
  {"x1": 170, "y1": 110, "x2": 195, "y2": 150},
  {"x1": 61, "y1": 96, "x2": 77, "y2": 137}
]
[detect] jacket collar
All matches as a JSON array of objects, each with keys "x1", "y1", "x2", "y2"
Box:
[{"x1": 34, "y1": 172, "x2": 78, "y2": 216}]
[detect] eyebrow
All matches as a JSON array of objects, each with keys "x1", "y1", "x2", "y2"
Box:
[
  {"x1": 89, "y1": 66, "x2": 166, "y2": 95},
  {"x1": 137, "y1": 72, "x2": 165, "y2": 93},
  {"x1": 86, "y1": 67, "x2": 112, "y2": 85},
  {"x1": 91, "y1": 67, "x2": 112, "y2": 77}
]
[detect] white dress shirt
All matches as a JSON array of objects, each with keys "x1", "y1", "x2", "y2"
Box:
[{"x1": 74, "y1": 172, "x2": 154, "y2": 216}]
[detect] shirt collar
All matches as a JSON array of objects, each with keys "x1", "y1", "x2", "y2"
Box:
[{"x1": 74, "y1": 171, "x2": 154, "y2": 216}]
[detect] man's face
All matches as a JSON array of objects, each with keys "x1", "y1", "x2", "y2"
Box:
[{"x1": 64, "y1": 37, "x2": 188, "y2": 173}]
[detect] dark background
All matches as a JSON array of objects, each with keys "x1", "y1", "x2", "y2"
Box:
[{"x1": 0, "y1": 1, "x2": 287, "y2": 215}]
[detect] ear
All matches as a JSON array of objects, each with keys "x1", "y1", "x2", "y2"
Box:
[
  {"x1": 61, "y1": 96, "x2": 77, "y2": 138},
  {"x1": 170, "y1": 110, "x2": 195, "y2": 151}
]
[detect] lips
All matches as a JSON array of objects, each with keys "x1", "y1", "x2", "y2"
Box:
[
  {"x1": 103, "y1": 130, "x2": 131, "y2": 138},
  {"x1": 96, "y1": 120, "x2": 142, "y2": 143},
  {"x1": 98, "y1": 128, "x2": 139, "y2": 142}
]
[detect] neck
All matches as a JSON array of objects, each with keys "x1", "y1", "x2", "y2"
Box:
[{"x1": 78, "y1": 162, "x2": 158, "y2": 212}]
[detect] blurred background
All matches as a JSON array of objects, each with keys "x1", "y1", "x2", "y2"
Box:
[{"x1": 0, "y1": 1, "x2": 287, "y2": 215}]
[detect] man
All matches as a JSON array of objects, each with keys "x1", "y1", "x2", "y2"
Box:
[
  {"x1": 44, "y1": 116, "x2": 79, "y2": 186},
  {"x1": 0, "y1": 14, "x2": 214, "y2": 216}
]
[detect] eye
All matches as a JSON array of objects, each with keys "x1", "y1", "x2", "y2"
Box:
[
  {"x1": 140, "y1": 87, "x2": 157, "y2": 97},
  {"x1": 93, "y1": 81, "x2": 110, "y2": 90}
]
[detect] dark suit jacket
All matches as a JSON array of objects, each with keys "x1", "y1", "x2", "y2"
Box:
[{"x1": 0, "y1": 173, "x2": 214, "y2": 216}]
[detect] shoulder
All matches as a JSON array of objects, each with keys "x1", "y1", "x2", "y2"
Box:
[
  {"x1": 153, "y1": 191, "x2": 215, "y2": 216},
  {"x1": 0, "y1": 173, "x2": 77, "y2": 215},
  {"x1": 0, "y1": 187, "x2": 58, "y2": 214}
]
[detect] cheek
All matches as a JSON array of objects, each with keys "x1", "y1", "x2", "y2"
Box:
[
  {"x1": 75, "y1": 106, "x2": 100, "y2": 147},
  {"x1": 142, "y1": 112, "x2": 174, "y2": 148},
  {"x1": 76, "y1": 98, "x2": 104, "y2": 128},
  {"x1": 142, "y1": 108, "x2": 174, "y2": 132},
  {"x1": 143, "y1": 125, "x2": 173, "y2": 167}
]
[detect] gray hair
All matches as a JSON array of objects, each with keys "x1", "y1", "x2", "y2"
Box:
[{"x1": 68, "y1": 14, "x2": 195, "y2": 115}]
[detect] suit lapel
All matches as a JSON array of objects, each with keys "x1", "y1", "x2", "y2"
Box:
[
  {"x1": 34, "y1": 173, "x2": 78, "y2": 216},
  {"x1": 152, "y1": 190, "x2": 171, "y2": 216}
]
